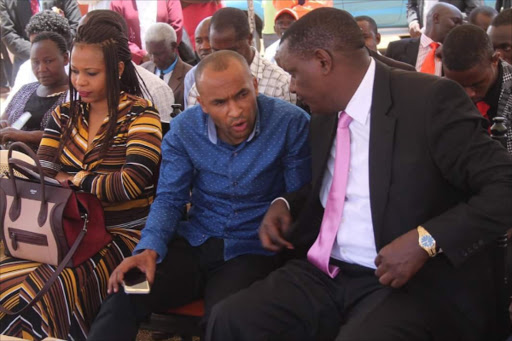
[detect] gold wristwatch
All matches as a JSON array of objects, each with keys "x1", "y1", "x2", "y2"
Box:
[{"x1": 417, "y1": 226, "x2": 437, "y2": 257}]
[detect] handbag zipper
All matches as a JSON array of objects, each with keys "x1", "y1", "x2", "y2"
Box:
[{"x1": 8, "y1": 228, "x2": 48, "y2": 251}]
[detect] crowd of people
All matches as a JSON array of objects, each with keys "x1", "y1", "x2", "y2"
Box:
[{"x1": 0, "y1": 1, "x2": 511, "y2": 340}]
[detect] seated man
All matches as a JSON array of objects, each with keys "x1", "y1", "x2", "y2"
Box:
[
  {"x1": 264, "y1": 8, "x2": 298, "y2": 64},
  {"x1": 443, "y1": 24, "x2": 512, "y2": 154},
  {"x1": 355, "y1": 15, "x2": 381, "y2": 53},
  {"x1": 184, "y1": 16, "x2": 212, "y2": 110},
  {"x1": 488, "y1": 8, "x2": 512, "y2": 65},
  {"x1": 87, "y1": 50, "x2": 311, "y2": 341},
  {"x1": 206, "y1": 8, "x2": 512, "y2": 341},
  {"x1": 468, "y1": 5, "x2": 498, "y2": 32},
  {"x1": 387, "y1": 3, "x2": 463, "y2": 76},
  {"x1": 187, "y1": 7, "x2": 296, "y2": 107},
  {"x1": 142, "y1": 22, "x2": 192, "y2": 111}
]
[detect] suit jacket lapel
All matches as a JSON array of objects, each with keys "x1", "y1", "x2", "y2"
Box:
[
  {"x1": 369, "y1": 61, "x2": 396, "y2": 248},
  {"x1": 169, "y1": 58, "x2": 184, "y2": 93}
]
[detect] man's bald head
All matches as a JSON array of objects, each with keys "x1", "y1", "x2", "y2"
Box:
[
  {"x1": 425, "y1": 3, "x2": 463, "y2": 43},
  {"x1": 194, "y1": 50, "x2": 251, "y2": 94},
  {"x1": 195, "y1": 17, "x2": 212, "y2": 60}
]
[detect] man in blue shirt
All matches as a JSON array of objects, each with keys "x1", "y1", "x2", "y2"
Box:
[{"x1": 88, "y1": 50, "x2": 311, "y2": 340}]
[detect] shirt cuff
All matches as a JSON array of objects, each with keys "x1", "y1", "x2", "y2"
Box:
[
  {"x1": 133, "y1": 236, "x2": 168, "y2": 264},
  {"x1": 271, "y1": 197, "x2": 290, "y2": 210}
]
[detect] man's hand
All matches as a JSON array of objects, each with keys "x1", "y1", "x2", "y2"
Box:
[
  {"x1": 409, "y1": 21, "x2": 421, "y2": 38},
  {"x1": 259, "y1": 199, "x2": 294, "y2": 252},
  {"x1": 374, "y1": 229, "x2": 430, "y2": 288},
  {"x1": 107, "y1": 249, "x2": 158, "y2": 294}
]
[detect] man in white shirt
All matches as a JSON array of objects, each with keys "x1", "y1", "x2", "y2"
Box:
[
  {"x1": 187, "y1": 7, "x2": 296, "y2": 107},
  {"x1": 206, "y1": 8, "x2": 512, "y2": 341},
  {"x1": 263, "y1": 8, "x2": 298, "y2": 65},
  {"x1": 386, "y1": 3, "x2": 463, "y2": 76}
]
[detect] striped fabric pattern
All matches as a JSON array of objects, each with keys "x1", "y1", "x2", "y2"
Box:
[
  {"x1": 37, "y1": 93, "x2": 162, "y2": 229},
  {"x1": 0, "y1": 93, "x2": 162, "y2": 340},
  {"x1": 0, "y1": 229, "x2": 140, "y2": 340}
]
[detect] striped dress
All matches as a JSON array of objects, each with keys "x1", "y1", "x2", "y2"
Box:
[{"x1": 0, "y1": 93, "x2": 162, "y2": 340}]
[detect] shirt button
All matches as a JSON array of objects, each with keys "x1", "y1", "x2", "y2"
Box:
[
  {"x1": 233, "y1": 152, "x2": 238, "y2": 157},
  {"x1": 233, "y1": 181, "x2": 238, "y2": 186}
]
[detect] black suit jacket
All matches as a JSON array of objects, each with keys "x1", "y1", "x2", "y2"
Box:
[
  {"x1": 407, "y1": 0, "x2": 483, "y2": 27},
  {"x1": 385, "y1": 37, "x2": 420, "y2": 68},
  {"x1": 284, "y1": 60, "x2": 512, "y2": 338}
]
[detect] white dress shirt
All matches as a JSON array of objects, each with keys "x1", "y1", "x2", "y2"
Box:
[
  {"x1": 415, "y1": 33, "x2": 442, "y2": 76},
  {"x1": 319, "y1": 58, "x2": 377, "y2": 269},
  {"x1": 263, "y1": 39, "x2": 280, "y2": 64}
]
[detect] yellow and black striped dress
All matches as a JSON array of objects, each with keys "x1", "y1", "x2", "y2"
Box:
[{"x1": 0, "y1": 93, "x2": 162, "y2": 340}]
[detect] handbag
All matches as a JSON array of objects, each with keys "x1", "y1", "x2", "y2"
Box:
[{"x1": 0, "y1": 142, "x2": 112, "y2": 315}]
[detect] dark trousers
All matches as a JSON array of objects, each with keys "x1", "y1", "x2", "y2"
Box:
[
  {"x1": 87, "y1": 238, "x2": 281, "y2": 341},
  {"x1": 206, "y1": 258, "x2": 476, "y2": 341}
]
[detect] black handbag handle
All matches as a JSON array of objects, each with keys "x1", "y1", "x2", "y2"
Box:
[
  {"x1": 0, "y1": 214, "x2": 89, "y2": 315},
  {"x1": 7, "y1": 142, "x2": 48, "y2": 227}
]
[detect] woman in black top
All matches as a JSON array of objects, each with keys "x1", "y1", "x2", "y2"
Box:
[{"x1": 0, "y1": 31, "x2": 68, "y2": 149}]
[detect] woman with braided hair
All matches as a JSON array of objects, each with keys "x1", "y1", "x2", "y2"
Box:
[{"x1": 0, "y1": 11, "x2": 162, "y2": 340}]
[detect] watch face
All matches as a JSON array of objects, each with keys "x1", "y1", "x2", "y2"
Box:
[{"x1": 420, "y1": 235, "x2": 435, "y2": 248}]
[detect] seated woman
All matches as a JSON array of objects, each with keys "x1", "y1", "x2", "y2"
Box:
[
  {"x1": 0, "y1": 32, "x2": 69, "y2": 149},
  {"x1": 0, "y1": 13, "x2": 162, "y2": 341}
]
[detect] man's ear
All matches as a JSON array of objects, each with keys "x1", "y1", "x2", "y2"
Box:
[
  {"x1": 376, "y1": 33, "x2": 382, "y2": 45},
  {"x1": 252, "y1": 76, "x2": 259, "y2": 95},
  {"x1": 433, "y1": 12, "x2": 440, "y2": 24},
  {"x1": 63, "y1": 51, "x2": 69, "y2": 66},
  {"x1": 118, "y1": 61, "x2": 125, "y2": 79},
  {"x1": 247, "y1": 33, "x2": 253, "y2": 46},
  {"x1": 196, "y1": 95, "x2": 208, "y2": 114},
  {"x1": 491, "y1": 51, "x2": 501, "y2": 65},
  {"x1": 314, "y1": 49, "x2": 333, "y2": 74}
]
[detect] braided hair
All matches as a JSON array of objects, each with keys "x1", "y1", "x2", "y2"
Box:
[{"x1": 57, "y1": 12, "x2": 143, "y2": 160}]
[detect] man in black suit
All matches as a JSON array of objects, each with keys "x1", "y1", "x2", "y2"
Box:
[
  {"x1": 386, "y1": 2, "x2": 462, "y2": 75},
  {"x1": 206, "y1": 7, "x2": 512, "y2": 341},
  {"x1": 407, "y1": 0, "x2": 482, "y2": 37}
]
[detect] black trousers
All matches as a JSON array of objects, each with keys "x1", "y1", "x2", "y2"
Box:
[
  {"x1": 206, "y1": 258, "x2": 477, "y2": 341},
  {"x1": 87, "y1": 238, "x2": 281, "y2": 341}
]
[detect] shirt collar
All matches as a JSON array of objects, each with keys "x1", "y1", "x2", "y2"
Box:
[
  {"x1": 158, "y1": 56, "x2": 179, "y2": 76},
  {"x1": 420, "y1": 33, "x2": 439, "y2": 48},
  {"x1": 206, "y1": 98, "x2": 261, "y2": 145},
  {"x1": 342, "y1": 58, "x2": 376, "y2": 124}
]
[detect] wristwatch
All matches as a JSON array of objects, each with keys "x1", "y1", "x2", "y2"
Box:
[{"x1": 417, "y1": 226, "x2": 437, "y2": 257}]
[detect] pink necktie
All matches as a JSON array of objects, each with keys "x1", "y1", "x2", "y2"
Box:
[{"x1": 307, "y1": 112, "x2": 352, "y2": 278}]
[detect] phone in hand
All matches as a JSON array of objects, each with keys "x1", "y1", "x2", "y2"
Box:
[{"x1": 123, "y1": 268, "x2": 150, "y2": 294}]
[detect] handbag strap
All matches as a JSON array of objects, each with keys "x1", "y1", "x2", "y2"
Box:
[
  {"x1": 7, "y1": 142, "x2": 48, "y2": 227},
  {"x1": 0, "y1": 214, "x2": 89, "y2": 315}
]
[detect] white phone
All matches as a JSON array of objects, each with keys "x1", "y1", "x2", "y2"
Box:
[
  {"x1": 123, "y1": 269, "x2": 151, "y2": 294},
  {"x1": 11, "y1": 112, "x2": 32, "y2": 130}
]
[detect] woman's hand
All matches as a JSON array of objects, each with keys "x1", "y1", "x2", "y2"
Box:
[
  {"x1": 0, "y1": 128, "x2": 44, "y2": 146},
  {"x1": 55, "y1": 171, "x2": 74, "y2": 183},
  {"x1": 0, "y1": 127, "x2": 21, "y2": 144}
]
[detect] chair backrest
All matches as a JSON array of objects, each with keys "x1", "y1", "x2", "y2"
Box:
[{"x1": 0, "y1": 150, "x2": 36, "y2": 179}]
